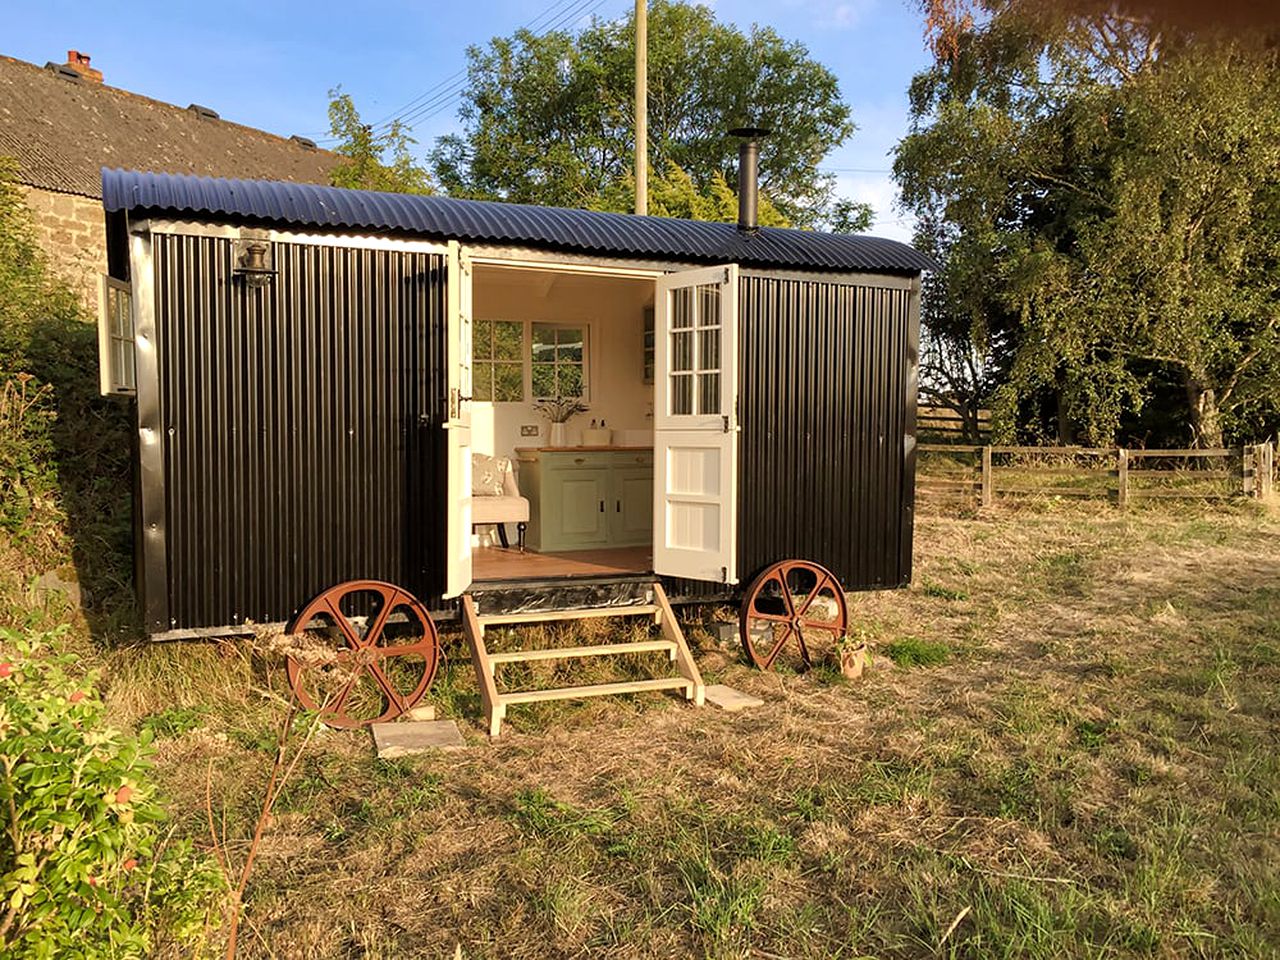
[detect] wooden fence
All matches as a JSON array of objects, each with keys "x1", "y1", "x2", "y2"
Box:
[
  {"x1": 918, "y1": 405, "x2": 992, "y2": 443},
  {"x1": 917, "y1": 442, "x2": 1276, "y2": 506}
]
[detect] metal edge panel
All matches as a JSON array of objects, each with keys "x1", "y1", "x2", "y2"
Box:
[
  {"x1": 138, "y1": 218, "x2": 451, "y2": 254},
  {"x1": 130, "y1": 227, "x2": 169, "y2": 633},
  {"x1": 739, "y1": 267, "x2": 915, "y2": 290},
  {"x1": 900, "y1": 276, "x2": 921, "y2": 587}
]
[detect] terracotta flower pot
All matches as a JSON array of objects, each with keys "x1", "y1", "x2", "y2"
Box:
[{"x1": 838, "y1": 642, "x2": 867, "y2": 680}]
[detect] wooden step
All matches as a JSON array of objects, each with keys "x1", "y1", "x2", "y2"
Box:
[
  {"x1": 498, "y1": 676, "x2": 692, "y2": 706},
  {"x1": 460, "y1": 586, "x2": 704, "y2": 737},
  {"x1": 478, "y1": 603, "x2": 659, "y2": 628},
  {"x1": 487, "y1": 639, "x2": 676, "y2": 665}
]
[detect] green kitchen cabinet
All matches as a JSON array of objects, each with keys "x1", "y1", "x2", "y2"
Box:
[
  {"x1": 516, "y1": 448, "x2": 653, "y2": 551},
  {"x1": 610, "y1": 465, "x2": 653, "y2": 543}
]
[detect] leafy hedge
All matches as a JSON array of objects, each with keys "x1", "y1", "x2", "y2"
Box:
[{"x1": 0, "y1": 627, "x2": 226, "y2": 957}]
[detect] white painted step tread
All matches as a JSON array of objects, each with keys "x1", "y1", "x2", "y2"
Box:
[
  {"x1": 498, "y1": 676, "x2": 691, "y2": 705},
  {"x1": 487, "y1": 639, "x2": 676, "y2": 664},
  {"x1": 478, "y1": 604, "x2": 659, "y2": 626}
]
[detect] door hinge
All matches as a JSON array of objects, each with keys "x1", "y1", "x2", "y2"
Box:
[
  {"x1": 722, "y1": 414, "x2": 730, "y2": 433},
  {"x1": 723, "y1": 267, "x2": 730, "y2": 285},
  {"x1": 721, "y1": 566, "x2": 728, "y2": 583}
]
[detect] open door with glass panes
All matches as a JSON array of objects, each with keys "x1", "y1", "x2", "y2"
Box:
[{"x1": 652, "y1": 264, "x2": 740, "y2": 584}]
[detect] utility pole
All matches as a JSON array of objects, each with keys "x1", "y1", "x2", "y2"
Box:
[{"x1": 634, "y1": 0, "x2": 648, "y2": 215}]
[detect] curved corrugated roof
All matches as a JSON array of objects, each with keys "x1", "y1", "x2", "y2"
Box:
[{"x1": 102, "y1": 168, "x2": 933, "y2": 275}]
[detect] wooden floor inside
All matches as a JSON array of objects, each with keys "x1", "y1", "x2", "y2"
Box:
[{"x1": 473, "y1": 544, "x2": 652, "y2": 582}]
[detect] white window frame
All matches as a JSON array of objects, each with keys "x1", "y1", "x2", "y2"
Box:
[
  {"x1": 472, "y1": 318, "x2": 525, "y2": 403},
  {"x1": 98, "y1": 275, "x2": 136, "y2": 396},
  {"x1": 469, "y1": 319, "x2": 593, "y2": 403},
  {"x1": 530, "y1": 321, "x2": 590, "y2": 402}
]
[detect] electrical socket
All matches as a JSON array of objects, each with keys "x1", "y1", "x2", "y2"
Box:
[{"x1": 520, "y1": 424, "x2": 540, "y2": 437}]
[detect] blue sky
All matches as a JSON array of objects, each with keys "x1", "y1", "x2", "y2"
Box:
[{"x1": 9, "y1": 0, "x2": 933, "y2": 240}]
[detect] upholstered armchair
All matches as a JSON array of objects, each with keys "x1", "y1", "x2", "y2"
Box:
[{"x1": 471, "y1": 453, "x2": 529, "y2": 550}]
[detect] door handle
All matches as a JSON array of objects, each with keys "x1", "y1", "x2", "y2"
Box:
[
  {"x1": 599, "y1": 500, "x2": 605, "y2": 513},
  {"x1": 615, "y1": 500, "x2": 621, "y2": 512}
]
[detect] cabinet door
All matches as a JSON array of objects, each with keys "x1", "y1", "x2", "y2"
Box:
[
  {"x1": 610, "y1": 466, "x2": 654, "y2": 545},
  {"x1": 548, "y1": 467, "x2": 610, "y2": 548}
]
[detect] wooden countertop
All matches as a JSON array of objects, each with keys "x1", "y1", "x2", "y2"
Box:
[{"x1": 515, "y1": 445, "x2": 654, "y2": 453}]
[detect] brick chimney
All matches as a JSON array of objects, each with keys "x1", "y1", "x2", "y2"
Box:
[{"x1": 65, "y1": 50, "x2": 103, "y2": 84}]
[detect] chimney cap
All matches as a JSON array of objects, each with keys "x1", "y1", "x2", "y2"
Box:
[
  {"x1": 45, "y1": 61, "x2": 83, "y2": 82},
  {"x1": 729, "y1": 126, "x2": 772, "y2": 140}
]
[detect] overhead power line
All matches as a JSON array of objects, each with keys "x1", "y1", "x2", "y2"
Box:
[{"x1": 358, "y1": 0, "x2": 616, "y2": 140}]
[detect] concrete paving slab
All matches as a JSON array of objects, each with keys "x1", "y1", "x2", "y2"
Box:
[
  {"x1": 371, "y1": 720, "x2": 465, "y2": 758},
  {"x1": 704, "y1": 684, "x2": 764, "y2": 712}
]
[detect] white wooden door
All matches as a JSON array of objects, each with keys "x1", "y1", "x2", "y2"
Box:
[
  {"x1": 444, "y1": 241, "x2": 473, "y2": 598},
  {"x1": 652, "y1": 264, "x2": 739, "y2": 584}
]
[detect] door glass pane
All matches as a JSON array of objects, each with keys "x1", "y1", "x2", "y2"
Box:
[
  {"x1": 698, "y1": 284, "x2": 720, "y2": 328},
  {"x1": 671, "y1": 287, "x2": 693, "y2": 329},
  {"x1": 671, "y1": 373, "x2": 693, "y2": 415},
  {"x1": 672, "y1": 331, "x2": 693, "y2": 372},
  {"x1": 698, "y1": 328, "x2": 720, "y2": 371},
  {"x1": 698, "y1": 372, "x2": 720, "y2": 414}
]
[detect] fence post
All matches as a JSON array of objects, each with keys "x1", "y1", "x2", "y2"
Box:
[
  {"x1": 981, "y1": 445, "x2": 993, "y2": 507},
  {"x1": 1117, "y1": 448, "x2": 1128, "y2": 509},
  {"x1": 1244, "y1": 445, "x2": 1255, "y2": 498},
  {"x1": 1266, "y1": 442, "x2": 1275, "y2": 498}
]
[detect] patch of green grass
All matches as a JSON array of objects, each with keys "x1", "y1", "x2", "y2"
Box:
[
  {"x1": 921, "y1": 580, "x2": 970, "y2": 601},
  {"x1": 1074, "y1": 718, "x2": 1115, "y2": 751},
  {"x1": 510, "y1": 788, "x2": 615, "y2": 840},
  {"x1": 882, "y1": 637, "x2": 950, "y2": 667},
  {"x1": 140, "y1": 703, "x2": 210, "y2": 738},
  {"x1": 741, "y1": 823, "x2": 797, "y2": 866},
  {"x1": 678, "y1": 856, "x2": 766, "y2": 952}
]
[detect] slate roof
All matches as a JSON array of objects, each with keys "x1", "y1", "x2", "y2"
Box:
[
  {"x1": 103, "y1": 169, "x2": 934, "y2": 275},
  {"x1": 0, "y1": 55, "x2": 335, "y2": 198}
]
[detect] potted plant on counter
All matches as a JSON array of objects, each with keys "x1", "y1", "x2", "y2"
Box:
[{"x1": 535, "y1": 396, "x2": 589, "y2": 447}]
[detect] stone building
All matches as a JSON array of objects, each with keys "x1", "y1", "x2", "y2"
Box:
[{"x1": 0, "y1": 50, "x2": 336, "y2": 303}]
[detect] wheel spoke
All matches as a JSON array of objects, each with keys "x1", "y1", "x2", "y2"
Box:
[
  {"x1": 376, "y1": 638, "x2": 436, "y2": 658},
  {"x1": 745, "y1": 608, "x2": 791, "y2": 624},
  {"x1": 325, "y1": 675, "x2": 360, "y2": 719},
  {"x1": 361, "y1": 588, "x2": 401, "y2": 649},
  {"x1": 794, "y1": 624, "x2": 813, "y2": 668},
  {"x1": 801, "y1": 617, "x2": 843, "y2": 633},
  {"x1": 365, "y1": 661, "x2": 406, "y2": 713},
  {"x1": 323, "y1": 597, "x2": 365, "y2": 650},
  {"x1": 758, "y1": 623, "x2": 794, "y2": 670},
  {"x1": 796, "y1": 574, "x2": 835, "y2": 618}
]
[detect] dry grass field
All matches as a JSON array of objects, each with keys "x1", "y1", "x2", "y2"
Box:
[{"x1": 88, "y1": 500, "x2": 1280, "y2": 958}]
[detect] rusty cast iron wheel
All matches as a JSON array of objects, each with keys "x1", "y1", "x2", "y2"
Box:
[
  {"x1": 739, "y1": 560, "x2": 849, "y2": 671},
  {"x1": 285, "y1": 580, "x2": 439, "y2": 729}
]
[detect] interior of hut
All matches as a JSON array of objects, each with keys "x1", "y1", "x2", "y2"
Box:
[{"x1": 469, "y1": 263, "x2": 657, "y2": 581}]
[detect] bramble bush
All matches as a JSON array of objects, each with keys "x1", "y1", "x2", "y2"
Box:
[{"x1": 0, "y1": 626, "x2": 226, "y2": 957}]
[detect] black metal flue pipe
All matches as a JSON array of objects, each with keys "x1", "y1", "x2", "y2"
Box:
[{"x1": 729, "y1": 126, "x2": 771, "y2": 234}]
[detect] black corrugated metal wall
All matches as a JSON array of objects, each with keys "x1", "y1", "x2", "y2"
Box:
[
  {"x1": 735, "y1": 275, "x2": 916, "y2": 591},
  {"x1": 154, "y1": 235, "x2": 446, "y2": 630}
]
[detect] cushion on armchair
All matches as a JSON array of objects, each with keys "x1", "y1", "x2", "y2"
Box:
[{"x1": 472, "y1": 454, "x2": 509, "y2": 497}]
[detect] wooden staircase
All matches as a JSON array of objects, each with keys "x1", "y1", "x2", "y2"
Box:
[{"x1": 461, "y1": 583, "x2": 705, "y2": 736}]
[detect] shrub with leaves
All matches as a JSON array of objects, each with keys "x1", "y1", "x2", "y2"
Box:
[{"x1": 0, "y1": 627, "x2": 225, "y2": 957}]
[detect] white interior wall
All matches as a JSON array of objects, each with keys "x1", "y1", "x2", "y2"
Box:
[{"x1": 471, "y1": 267, "x2": 654, "y2": 458}]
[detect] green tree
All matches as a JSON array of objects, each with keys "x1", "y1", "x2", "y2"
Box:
[
  {"x1": 327, "y1": 89, "x2": 434, "y2": 195},
  {"x1": 431, "y1": 1, "x2": 857, "y2": 228},
  {"x1": 593, "y1": 161, "x2": 790, "y2": 226},
  {"x1": 896, "y1": 3, "x2": 1280, "y2": 447}
]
